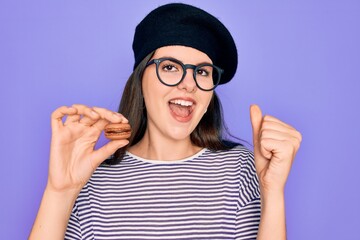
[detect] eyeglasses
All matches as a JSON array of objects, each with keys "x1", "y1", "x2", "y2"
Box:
[{"x1": 145, "y1": 57, "x2": 224, "y2": 91}]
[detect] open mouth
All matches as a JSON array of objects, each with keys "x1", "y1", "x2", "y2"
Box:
[{"x1": 169, "y1": 99, "x2": 195, "y2": 118}]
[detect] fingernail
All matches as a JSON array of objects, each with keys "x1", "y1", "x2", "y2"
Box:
[{"x1": 112, "y1": 112, "x2": 122, "y2": 119}]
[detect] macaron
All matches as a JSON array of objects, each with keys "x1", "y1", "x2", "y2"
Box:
[{"x1": 104, "y1": 123, "x2": 131, "y2": 140}]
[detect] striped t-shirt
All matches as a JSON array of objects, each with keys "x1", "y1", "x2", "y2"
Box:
[{"x1": 65, "y1": 145, "x2": 261, "y2": 240}]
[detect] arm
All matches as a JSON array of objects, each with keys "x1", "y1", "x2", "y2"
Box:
[
  {"x1": 250, "y1": 105, "x2": 302, "y2": 240},
  {"x1": 29, "y1": 104, "x2": 129, "y2": 239},
  {"x1": 30, "y1": 188, "x2": 80, "y2": 240},
  {"x1": 257, "y1": 190, "x2": 286, "y2": 239}
]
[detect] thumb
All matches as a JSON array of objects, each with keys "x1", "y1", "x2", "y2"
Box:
[
  {"x1": 250, "y1": 104, "x2": 267, "y2": 172},
  {"x1": 250, "y1": 104, "x2": 262, "y2": 152},
  {"x1": 91, "y1": 140, "x2": 129, "y2": 168}
]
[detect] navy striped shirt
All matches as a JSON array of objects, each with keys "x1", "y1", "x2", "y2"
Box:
[{"x1": 65, "y1": 146, "x2": 261, "y2": 239}]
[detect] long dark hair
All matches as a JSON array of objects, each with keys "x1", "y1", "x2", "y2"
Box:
[{"x1": 104, "y1": 51, "x2": 239, "y2": 165}]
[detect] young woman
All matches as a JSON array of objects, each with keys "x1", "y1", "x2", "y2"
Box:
[{"x1": 30, "y1": 3, "x2": 302, "y2": 240}]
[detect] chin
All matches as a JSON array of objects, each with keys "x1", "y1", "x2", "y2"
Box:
[{"x1": 166, "y1": 126, "x2": 194, "y2": 141}]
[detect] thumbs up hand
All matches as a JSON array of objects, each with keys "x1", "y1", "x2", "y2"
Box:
[{"x1": 250, "y1": 105, "x2": 302, "y2": 194}]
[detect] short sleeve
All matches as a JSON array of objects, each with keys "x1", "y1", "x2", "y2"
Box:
[
  {"x1": 237, "y1": 150, "x2": 261, "y2": 208},
  {"x1": 235, "y1": 149, "x2": 261, "y2": 239},
  {"x1": 65, "y1": 202, "x2": 82, "y2": 240}
]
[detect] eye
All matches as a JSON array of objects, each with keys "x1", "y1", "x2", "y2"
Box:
[
  {"x1": 197, "y1": 68, "x2": 210, "y2": 77},
  {"x1": 162, "y1": 64, "x2": 178, "y2": 72}
]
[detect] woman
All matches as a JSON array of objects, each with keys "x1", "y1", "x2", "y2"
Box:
[{"x1": 30, "y1": 3, "x2": 301, "y2": 239}]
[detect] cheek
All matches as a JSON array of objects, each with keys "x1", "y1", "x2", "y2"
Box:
[
  {"x1": 141, "y1": 70, "x2": 163, "y2": 107},
  {"x1": 201, "y1": 92, "x2": 213, "y2": 110},
  {"x1": 142, "y1": 70, "x2": 154, "y2": 100}
]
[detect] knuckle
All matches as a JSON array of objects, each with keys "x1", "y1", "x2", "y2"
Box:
[
  {"x1": 263, "y1": 114, "x2": 277, "y2": 122},
  {"x1": 92, "y1": 106, "x2": 104, "y2": 111},
  {"x1": 50, "y1": 111, "x2": 58, "y2": 119},
  {"x1": 261, "y1": 121, "x2": 270, "y2": 129},
  {"x1": 71, "y1": 104, "x2": 83, "y2": 112},
  {"x1": 283, "y1": 139, "x2": 298, "y2": 152},
  {"x1": 51, "y1": 106, "x2": 67, "y2": 118},
  {"x1": 71, "y1": 103, "x2": 84, "y2": 108},
  {"x1": 260, "y1": 129, "x2": 269, "y2": 138},
  {"x1": 297, "y1": 131, "x2": 303, "y2": 142},
  {"x1": 263, "y1": 115, "x2": 271, "y2": 121},
  {"x1": 291, "y1": 130, "x2": 302, "y2": 143},
  {"x1": 92, "y1": 107, "x2": 107, "y2": 115},
  {"x1": 261, "y1": 120, "x2": 277, "y2": 131},
  {"x1": 260, "y1": 138, "x2": 268, "y2": 146}
]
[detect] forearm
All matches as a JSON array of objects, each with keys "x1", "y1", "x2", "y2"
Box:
[
  {"x1": 29, "y1": 187, "x2": 79, "y2": 240},
  {"x1": 257, "y1": 191, "x2": 286, "y2": 240}
]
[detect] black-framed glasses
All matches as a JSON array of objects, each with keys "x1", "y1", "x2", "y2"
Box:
[{"x1": 145, "y1": 57, "x2": 224, "y2": 91}]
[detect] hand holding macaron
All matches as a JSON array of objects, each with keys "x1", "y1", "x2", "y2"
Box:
[{"x1": 47, "y1": 104, "x2": 130, "y2": 194}]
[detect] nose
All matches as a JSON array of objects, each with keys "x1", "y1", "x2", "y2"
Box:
[{"x1": 177, "y1": 68, "x2": 197, "y2": 93}]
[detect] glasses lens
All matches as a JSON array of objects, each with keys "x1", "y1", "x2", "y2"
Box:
[
  {"x1": 195, "y1": 64, "x2": 220, "y2": 90},
  {"x1": 157, "y1": 59, "x2": 183, "y2": 86}
]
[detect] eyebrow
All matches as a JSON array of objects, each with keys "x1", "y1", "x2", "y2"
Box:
[{"x1": 157, "y1": 56, "x2": 213, "y2": 65}]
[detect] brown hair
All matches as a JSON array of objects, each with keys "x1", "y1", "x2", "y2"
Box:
[{"x1": 104, "y1": 51, "x2": 239, "y2": 165}]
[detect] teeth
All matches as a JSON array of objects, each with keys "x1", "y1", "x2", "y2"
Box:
[{"x1": 170, "y1": 99, "x2": 193, "y2": 106}]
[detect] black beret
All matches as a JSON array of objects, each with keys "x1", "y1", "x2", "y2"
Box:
[{"x1": 132, "y1": 3, "x2": 238, "y2": 85}]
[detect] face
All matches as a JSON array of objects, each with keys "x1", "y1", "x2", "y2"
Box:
[{"x1": 142, "y1": 45, "x2": 214, "y2": 142}]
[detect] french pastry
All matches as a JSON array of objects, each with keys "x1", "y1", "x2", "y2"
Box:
[{"x1": 104, "y1": 123, "x2": 131, "y2": 140}]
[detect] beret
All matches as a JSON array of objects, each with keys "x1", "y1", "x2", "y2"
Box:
[{"x1": 132, "y1": 3, "x2": 238, "y2": 85}]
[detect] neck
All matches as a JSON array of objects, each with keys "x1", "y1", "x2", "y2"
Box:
[{"x1": 128, "y1": 131, "x2": 202, "y2": 161}]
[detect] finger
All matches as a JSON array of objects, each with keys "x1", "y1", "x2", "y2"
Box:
[
  {"x1": 263, "y1": 115, "x2": 294, "y2": 130},
  {"x1": 250, "y1": 104, "x2": 269, "y2": 173},
  {"x1": 79, "y1": 110, "x2": 100, "y2": 126},
  {"x1": 260, "y1": 129, "x2": 300, "y2": 143},
  {"x1": 261, "y1": 119, "x2": 302, "y2": 142},
  {"x1": 51, "y1": 106, "x2": 77, "y2": 130},
  {"x1": 92, "y1": 119, "x2": 110, "y2": 132},
  {"x1": 90, "y1": 140, "x2": 129, "y2": 168},
  {"x1": 71, "y1": 103, "x2": 89, "y2": 113},
  {"x1": 64, "y1": 114, "x2": 81, "y2": 125},
  {"x1": 259, "y1": 138, "x2": 297, "y2": 164},
  {"x1": 92, "y1": 107, "x2": 129, "y2": 123},
  {"x1": 261, "y1": 120, "x2": 291, "y2": 132},
  {"x1": 260, "y1": 138, "x2": 274, "y2": 160},
  {"x1": 250, "y1": 104, "x2": 263, "y2": 152},
  {"x1": 91, "y1": 107, "x2": 124, "y2": 131},
  {"x1": 71, "y1": 104, "x2": 100, "y2": 126}
]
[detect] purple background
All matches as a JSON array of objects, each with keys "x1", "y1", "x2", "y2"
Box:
[{"x1": 1, "y1": 0, "x2": 359, "y2": 239}]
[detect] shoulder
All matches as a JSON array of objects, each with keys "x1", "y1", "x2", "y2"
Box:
[
  {"x1": 197, "y1": 145, "x2": 254, "y2": 170},
  {"x1": 206, "y1": 144, "x2": 253, "y2": 160}
]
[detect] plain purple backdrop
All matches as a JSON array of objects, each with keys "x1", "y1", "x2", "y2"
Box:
[{"x1": 1, "y1": 0, "x2": 360, "y2": 239}]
